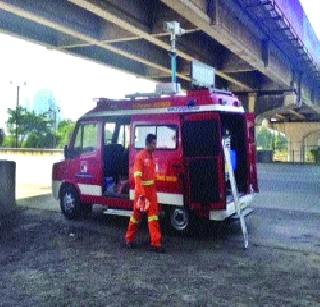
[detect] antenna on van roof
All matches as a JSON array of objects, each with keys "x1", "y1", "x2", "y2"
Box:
[
  {"x1": 125, "y1": 21, "x2": 185, "y2": 100},
  {"x1": 164, "y1": 21, "x2": 185, "y2": 88}
]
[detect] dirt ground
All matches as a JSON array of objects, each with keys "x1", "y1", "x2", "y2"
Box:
[{"x1": 0, "y1": 164, "x2": 320, "y2": 306}]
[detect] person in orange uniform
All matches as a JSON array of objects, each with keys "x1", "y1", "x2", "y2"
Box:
[{"x1": 125, "y1": 134, "x2": 164, "y2": 253}]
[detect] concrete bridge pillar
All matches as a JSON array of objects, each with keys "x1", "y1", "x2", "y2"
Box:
[
  {"x1": 248, "y1": 93, "x2": 257, "y2": 113},
  {"x1": 284, "y1": 93, "x2": 297, "y2": 107},
  {"x1": 274, "y1": 122, "x2": 320, "y2": 163},
  {"x1": 287, "y1": 134, "x2": 303, "y2": 163}
]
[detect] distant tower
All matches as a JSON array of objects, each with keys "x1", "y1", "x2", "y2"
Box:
[{"x1": 32, "y1": 89, "x2": 62, "y2": 123}]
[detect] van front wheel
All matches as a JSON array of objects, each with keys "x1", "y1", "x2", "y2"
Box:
[{"x1": 60, "y1": 186, "x2": 82, "y2": 220}]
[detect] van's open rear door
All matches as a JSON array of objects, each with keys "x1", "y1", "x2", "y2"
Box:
[
  {"x1": 245, "y1": 113, "x2": 258, "y2": 192},
  {"x1": 182, "y1": 112, "x2": 225, "y2": 210}
]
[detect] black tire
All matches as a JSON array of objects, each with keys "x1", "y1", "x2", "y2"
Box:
[
  {"x1": 167, "y1": 207, "x2": 193, "y2": 235},
  {"x1": 60, "y1": 185, "x2": 82, "y2": 220}
]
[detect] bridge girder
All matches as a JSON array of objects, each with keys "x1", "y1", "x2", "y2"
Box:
[
  {"x1": 65, "y1": 0, "x2": 257, "y2": 90},
  {"x1": 0, "y1": 0, "x2": 319, "y2": 107},
  {"x1": 160, "y1": 0, "x2": 292, "y2": 85},
  {"x1": 0, "y1": 0, "x2": 258, "y2": 90}
]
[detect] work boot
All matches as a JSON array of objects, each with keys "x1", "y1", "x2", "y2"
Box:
[
  {"x1": 123, "y1": 240, "x2": 136, "y2": 249},
  {"x1": 149, "y1": 245, "x2": 166, "y2": 254}
]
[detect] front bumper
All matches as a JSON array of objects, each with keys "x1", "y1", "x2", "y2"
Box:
[{"x1": 52, "y1": 180, "x2": 62, "y2": 200}]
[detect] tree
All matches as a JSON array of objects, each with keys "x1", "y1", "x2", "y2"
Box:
[
  {"x1": 3, "y1": 135, "x2": 16, "y2": 148},
  {"x1": 56, "y1": 120, "x2": 76, "y2": 148},
  {"x1": 6, "y1": 107, "x2": 53, "y2": 148},
  {"x1": 256, "y1": 126, "x2": 273, "y2": 150},
  {"x1": 274, "y1": 132, "x2": 288, "y2": 151},
  {"x1": 23, "y1": 132, "x2": 56, "y2": 148},
  {"x1": 256, "y1": 125, "x2": 288, "y2": 151}
]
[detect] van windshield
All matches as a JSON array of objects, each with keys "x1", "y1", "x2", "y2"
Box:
[{"x1": 74, "y1": 123, "x2": 98, "y2": 154}]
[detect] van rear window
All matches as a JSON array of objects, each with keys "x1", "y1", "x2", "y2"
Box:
[{"x1": 135, "y1": 126, "x2": 177, "y2": 149}]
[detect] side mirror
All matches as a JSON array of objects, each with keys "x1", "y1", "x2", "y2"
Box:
[{"x1": 64, "y1": 145, "x2": 69, "y2": 159}]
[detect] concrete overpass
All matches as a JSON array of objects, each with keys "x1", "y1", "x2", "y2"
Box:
[
  {"x1": 0, "y1": 1, "x2": 319, "y2": 98},
  {"x1": 0, "y1": 0, "x2": 320, "y2": 162}
]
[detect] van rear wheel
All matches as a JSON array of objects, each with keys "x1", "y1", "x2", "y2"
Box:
[
  {"x1": 60, "y1": 186, "x2": 82, "y2": 220},
  {"x1": 169, "y1": 207, "x2": 190, "y2": 233}
]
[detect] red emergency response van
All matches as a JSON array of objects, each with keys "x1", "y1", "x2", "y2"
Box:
[{"x1": 52, "y1": 88, "x2": 258, "y2": 232}]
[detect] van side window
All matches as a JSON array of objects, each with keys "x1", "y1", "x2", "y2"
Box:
[
  {"x1": 118, "y1": 125, "x2": 130, "y2": 149},
  {"x1": 135, "y1": 126, "x2": 156, "y2": 149},
  {"x1": 157, "y1": 126, "x2": 177, "y2": 149},
  {"x1": 135, "y1": 125, "x2": 177, "y2": 149},
  {"x1": 104, "y1": 123, "x2": 116, "y2": 145},
  {"x1": 74, "y1": 123, "x2": 98, "y2": 154}
]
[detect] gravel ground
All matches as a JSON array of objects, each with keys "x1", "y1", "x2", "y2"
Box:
[{"x1": 0, "y1": 163, "x2": 320, "y2": 306}]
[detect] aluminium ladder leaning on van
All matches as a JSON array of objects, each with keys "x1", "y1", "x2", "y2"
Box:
[{"x1": 222, "y1": 136, "x2": 249, "y2": 249}]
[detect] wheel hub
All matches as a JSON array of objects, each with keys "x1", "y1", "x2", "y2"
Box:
[
  {"x1": 171, "y1": 208, "x2": 189, "y2": 231},
  {"x1": 64, "y1": 192, "x2": 75, "y2": 212}
]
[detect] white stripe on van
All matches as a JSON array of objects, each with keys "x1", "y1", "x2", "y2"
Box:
[
  {"x1": 52, "y1": 181, "x2": 102, "y2": 198},
  {"x1": 130, "y1": 190, "x2": 184, "y2": 206},
  {"x1": 79, "y1": 184, "x2": 102, "y2": 196},
  {"x1": 54, "y1": 183, "x2": 182, "y2": 205}
]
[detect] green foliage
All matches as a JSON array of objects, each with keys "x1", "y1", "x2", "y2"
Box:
[
  {"x1": 56, "y1": 120, "x2": 76, "y2": 148},
  {"x1": 6, "y1": 107, "x2": 54, "y2": 148},
  {"x1": 256, "y1": 126, "x2": 288, "y2": 151},
  {"x1": 310, "y1": 148, "x2": 320, "y2": 164},
  {"x1": 274, "y1": 133, "x2": 288, "y2": 151},
  {"x1": 3, "y1": 135, "x2": 15, "y2": 148},
  {"x1": 23, "y1": 132, "x2": 56, "y2": 148},
  {"x1": 256, "y1": 126, "x2": 272, "y2": 150}
]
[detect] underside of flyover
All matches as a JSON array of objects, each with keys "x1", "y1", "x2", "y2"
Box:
[{"x1": 0, "y1": 0, "x2": 320, "y2": 115}]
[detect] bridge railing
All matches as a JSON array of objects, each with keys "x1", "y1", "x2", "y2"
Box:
[{"x1": 259, "y1": 143, "x2": 320, "y2": 164}]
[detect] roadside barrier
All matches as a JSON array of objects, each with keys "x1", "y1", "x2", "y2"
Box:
[{"x1": 0, "y1": 160, "x2": 16, "y2": 217}]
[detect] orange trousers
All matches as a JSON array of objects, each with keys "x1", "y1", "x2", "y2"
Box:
[{"x1": 125, "y1": 188, "x2": 162, "y2": 247}]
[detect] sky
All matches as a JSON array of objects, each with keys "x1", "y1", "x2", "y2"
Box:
[
  {"x1": 0, "y1": 0, "x2": 319, "y2": 129},
  {"x1": 300, "y1": 0, "x2": 320, "y2": 39},
  {"x1": 0, "y1": 35, "x2": 155, "y2": 129}
]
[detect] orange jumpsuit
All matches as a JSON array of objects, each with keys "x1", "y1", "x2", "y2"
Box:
[{"x1": 125, "y1": 149, "x2": 162, "y2": 247}]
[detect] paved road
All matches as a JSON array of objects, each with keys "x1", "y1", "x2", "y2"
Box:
[
  {"x1": 251, "y1": 163, "x2": 320, "y2": 253},
  {"x1": 0, "y1": 163, "x2": 319, "y2": 306},
  {"x1": 256, "y1": 163, "x2": 320, "y2": 214}
]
